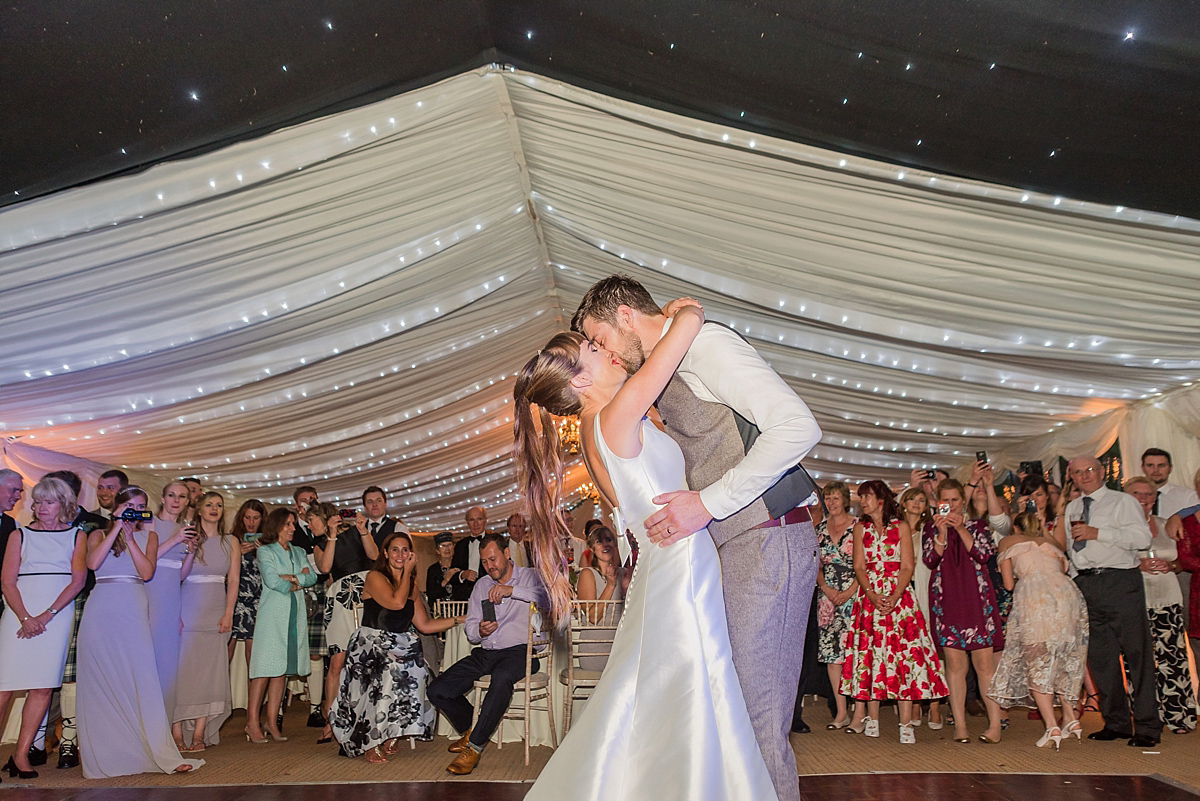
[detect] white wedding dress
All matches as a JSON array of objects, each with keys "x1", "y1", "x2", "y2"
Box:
[{"x1": 526, "y1": 417, "x2": 778, "y2": 801}]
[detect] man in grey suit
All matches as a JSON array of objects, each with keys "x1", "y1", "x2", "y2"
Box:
[{"x1": 574, "y1": 275, "x2": 820, "y2": 801}]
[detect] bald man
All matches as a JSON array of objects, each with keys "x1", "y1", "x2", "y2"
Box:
[
  {"x1": 451, "y1": 506, "x2": 489, "y2": 598},
  {"x1": 1065, "y1": 456, "x2": 1159, "y2": 747}
]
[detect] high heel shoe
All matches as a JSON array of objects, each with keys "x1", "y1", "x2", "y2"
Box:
[
  {"x1": 1062, "y1": 720, "x2": 1082, "y2": 741},
  {"x1": 979, "y1": 733, "x2": 1002, "y2": 744},
  {"x1": 846, "y1": 716, "x2": 868, "y2": 735},
  {"x1": 3, "y1": 756, "x2": 37, "y2": 779},
  {"x1": 1036, "y1": 726, "x2": 1063, "y2": 751},
  {"x1": 265, "y1": 728, "x2": 288, "y2": 742},
  {"x1": 244, "y1": 726, "x2": 269, "y2": 744}
]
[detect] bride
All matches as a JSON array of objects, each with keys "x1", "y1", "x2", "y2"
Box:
[{"x1": 513, "y1": 299, "x2": 777, "y2": 800}]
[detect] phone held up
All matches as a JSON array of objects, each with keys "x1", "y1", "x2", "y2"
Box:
[
  {"x1": 976, "y1": 450, "x2": 988, "y2": 464},
  {"x1": 937, "y1": 502, "x2": 951, "y2": 516},
  {"x1": 338, "y1": 508, "x2": 358, "y2": 519},
  {"x1": 481, "y1": 599, "x2": 498, "y2": 624}
]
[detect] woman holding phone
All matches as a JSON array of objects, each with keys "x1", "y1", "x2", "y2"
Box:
[
  {"x1": 146, "y1": 480, "x2": 197, "y2": 731},
  {"x1": 229, "y1": 499, "x2": 266, "y2": 665}
]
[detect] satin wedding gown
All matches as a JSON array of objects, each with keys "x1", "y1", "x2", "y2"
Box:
[{"x1": 526, "y1": 417, "x2": 777, "y2": 801}]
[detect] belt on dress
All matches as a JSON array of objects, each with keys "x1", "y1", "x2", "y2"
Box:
[
  {"x1": 157, "y1": 559, "x2": 184, "y2": 569},
  {"x1": 751, "y1": 506, "x2": 813, "y2": 530},
  {"x1": 18, "y1": 571, "x2": 71, "y2": 576},
  {"x1": 184, "y1": 575, "x2": 226, "y2": 584},
  {"x1": 95, "y1": 576, "x2": 144, "y2": 584},
  {"x1": 1075, "y1": 566, "x2": 1135, "y2": 576}
]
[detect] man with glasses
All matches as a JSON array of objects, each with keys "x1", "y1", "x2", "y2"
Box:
[{"x1": 1065, "y1": 456, "x2": 1160, "y2": 747}]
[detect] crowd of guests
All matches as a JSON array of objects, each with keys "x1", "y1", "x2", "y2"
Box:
[
  {"x1": 811, "y1": 447, "x2": 1200, "y2": 748},
  {"x1": 2, "y1": 444, "x2": 1199, "y2": 779}
]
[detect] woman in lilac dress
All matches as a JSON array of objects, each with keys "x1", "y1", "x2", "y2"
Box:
[
  {"x1": 145, "y1": 480, "x2": 194, "y2": 733},
  {"x1": 923, "y1": 478, "x2": 1005, "y2": 744}
]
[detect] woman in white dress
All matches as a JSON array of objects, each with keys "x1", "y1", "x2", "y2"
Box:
[
  {"x1": 514, "y1": 299, "x2": 778, "y2": 801},
  {"x1": 0, "y1": 476, "x2": 87, "y2": 779}
]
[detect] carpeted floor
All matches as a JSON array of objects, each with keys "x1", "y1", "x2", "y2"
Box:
[{"x1": 1, "y1": 702, "x2": 1197, "y2": 792}]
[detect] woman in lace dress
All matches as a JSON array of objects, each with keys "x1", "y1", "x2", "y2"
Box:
[{"x1": 987, "y1": 513, "x2": 1088, "y2": 748}]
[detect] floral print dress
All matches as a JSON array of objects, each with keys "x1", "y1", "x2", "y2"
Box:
[
  {"x1": 816, "y1": 519, "x2": 858, "y2": 664},
  {"x1": 842, "y1": 518, "x2": 948, "y2": 701},
  {"x1": 923, "y1": 518, "x2": 1004, "y2": 651}
]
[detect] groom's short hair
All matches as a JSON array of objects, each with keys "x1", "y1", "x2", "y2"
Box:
[{"x1": 571, "y1": 274, "x2": 662, "y2": 333}]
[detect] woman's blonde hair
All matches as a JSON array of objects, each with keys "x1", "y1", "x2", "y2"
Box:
[
  {"x1": 193, "y1": 491, "x2": 227, "y2": 564},
  {"x1": 31, "y1": 475, "x2": 78, "y2": 527},
  {"x1": 1012, "y1": 511, "x2": 1049, "y2": 539},
  {"x1": 512, "y1": 332, "x2": 588, "y2": 629},
  {"x1": 1122, "y1": 474, "x2": 1155, "y2": 493},
  {"x1": 822, "y1": 481, "x2": 852, "y2": 510},
  {"x1": 157, "y1": 480, "x2": 190, "y2": 521}
]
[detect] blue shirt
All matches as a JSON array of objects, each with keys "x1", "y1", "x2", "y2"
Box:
[{"x1": 465, "y1": 564, "x2": 548, "y2": 651}]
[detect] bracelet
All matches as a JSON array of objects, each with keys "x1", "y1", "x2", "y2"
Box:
[
  {"x1": 20, "y1": 615, "x2": 30, "y2": 623},
  {"x1": 968, "y1": 483, "x2": 978, "y2": 488}
]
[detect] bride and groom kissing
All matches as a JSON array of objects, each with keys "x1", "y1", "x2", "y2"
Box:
[{"x1": 515, "y1": 275, "x2": 821, "y2": 801}]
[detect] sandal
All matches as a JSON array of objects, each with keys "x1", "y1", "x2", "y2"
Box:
[
  {"x1": 366, "y1": 745, "x2": 387, "y2": 764},
  {"x1": 382, "y1": 738, "x2": 400, "y2": 755}
]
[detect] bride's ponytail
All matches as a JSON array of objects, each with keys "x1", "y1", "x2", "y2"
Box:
[{"x1": 513, "y1": 332, "x2": 587, "y2": 630}]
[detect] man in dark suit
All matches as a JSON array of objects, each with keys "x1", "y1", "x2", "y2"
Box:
[
  {"x1": 360, "y1": 485, "x2": 408, "y2": 549},
  {"x1": 451, "y1": 506, "x2": 488, "y2": 600},
  {"x1": 92, "y1": 469, "x2": 128, "y2": 519},
  {"x1": 0, "y1": 469, "x2": 24, "y2": 614}
]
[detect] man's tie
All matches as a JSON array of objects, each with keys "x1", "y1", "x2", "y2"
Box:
[
  {"x1": 1153, "y1": 491, "x2": 1161, "y2": 517},
  {"x1": 1072, "y1": 496, "x2": 1092, "y2": 552},
  {"x1": 370, "y1": 522, "x2": 378, "y2": 540}
]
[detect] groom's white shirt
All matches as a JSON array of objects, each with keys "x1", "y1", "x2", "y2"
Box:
[{"x1": 663, "y1": 319, "x2": 822, "y2": 521}]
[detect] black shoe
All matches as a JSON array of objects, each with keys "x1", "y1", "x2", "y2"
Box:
[
  {"x1": 57, "y1": 742, "x2": 79, "y2": 770},
  {"x1": 1088, "y1": 727, "x2": 1132, "y2": 741},
  {"x1": 276, "y1": 710, "x2": 285, "y2": 730},
  {"x1": 790, "y1": 719, "x2": 811, "y2": 734},
  {"x1": 4, "y1": 756, "x2": 38, "y2": 779},
  {"x1": 26, "y1": 747, "x2": 46, "y2": 767},
  {"x1": 306, "y1": 710, "x2": 326, "y2": 729},
  {"x1": 1128, "y1": 734, "x2": 1160, "y2": 748}
]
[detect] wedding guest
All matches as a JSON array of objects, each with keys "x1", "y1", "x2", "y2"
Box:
[
  {"x1": 328, "y1": 530, "x2": 464, "y2": 761},
  {"x1": 451, "y1": 506, "x2": 488, "y2": 598},
  {"x1": 0, "y1": 476, "x2": 87, "y2": 779},
  {"x1": 899, "y1": 485, "x2": 943, "y2": 730},
  {"x1": 507, "y1": 513, "x2": 534, "y2": 569},
  {"x1": 288, "y1": 485, "x2": 327, "y2": 729},
  {"x1": 362, "y1": 486, "x2": 407, "y2": 548},
  {"x1": 92, "y1": 470, "x2": 128, "y2": 520},
  {"x1": 174, "y1": 491, "x2": 238, "y2": 751},
  {"x1": 924, "y1": 478, "x2": 1005, "y2": 744},
  {"x1": 842, "y1": 481, "x2": 946, "y2": 743},
  {"x1": 1142, "y1": 449, "x2": 1200, "y2": 519},
  {"x1": 426, "y1": 531, "x2": 459, "y2": 606},
  {"x1": 1165, "y1": 467, "x2": 1200, "y2": 628},
  {"x1": 428, "y1": 533, "x2": 549, "y2": 775},
  {"x1": 1175, "y1": 494, "x2": 1200, "y2": 646},
  {"x1": 1017, "y1": 476, "x2": 1055, "y2": 533},
  {"x1": 313, "y1": 501, "x2": 378, "y2": 745},
  {"x1": 0, "y1": 471, "x2": 24, "y2": 614},
  {"x1": 815, "y1": 481, "x2": 861, "y2": 730},
  {"x1": 229, "y1": 499, "x2": 266, "y2": 666},
  {"x1": 76, "y1": 487, "x2": 203, "y2": 777},
  {"x1": 1065, "y1": 456, "x2": 1159, "y2": 747},
  {"x1": 576, "y1": 524, "x2": 627, "y2": 604},
  {"x1": 246, "y1": 509, "x2": 315, "y2": 743},
  {"x1": 145, "y1": 481, "x2": 195, "y2": 729},
  {"x1": 181, "y1": 478, "x2": 204, "y2": 510},
  {"x1": 1125, "y1": 476, "x2": 1197, "y2": 734},
  {"x1": 988, "y1": 513, "x2": 1088, "y2": 749}
]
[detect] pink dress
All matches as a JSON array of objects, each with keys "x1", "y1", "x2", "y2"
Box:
[
  {"x1": 843, "y1": 519, "x2": 948, "y2": 701},
  {"x1": 988, "y1": 540, "x2": 1089, "y2": 707}
]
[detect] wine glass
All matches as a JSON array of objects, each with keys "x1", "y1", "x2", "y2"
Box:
[{"x1": 180, "y1": 517, "x2": 196, "y2": 554}]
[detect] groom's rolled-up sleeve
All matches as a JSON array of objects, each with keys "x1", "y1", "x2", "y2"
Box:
[{"x1": 679, "y1": 324, "x2": 822, "y2": 522}]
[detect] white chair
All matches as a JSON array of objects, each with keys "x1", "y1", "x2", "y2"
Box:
[
  {"x1": 470, "y1": 602, "x2": 557, "y2": 764},
  {"x1": 559, "y1": 599, "x2": 622, "y2": 734}
]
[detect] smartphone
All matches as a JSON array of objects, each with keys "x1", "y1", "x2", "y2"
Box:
[
  {"x1": 118, "y1": 509, "x2": 154, "y2": 521},
  {"x1": 1024, "y1": 499, "x2": 1037, "y2": 515},
  {"x1": 481, "y1": 600, "x2": 497, "y2": 623},
  {"x1": 338, "y1": 508, "x2": 357, "y2": 519},
  {"x1": 937, "y1": 502, "x2": 951, "y2": 516},
  {"x1": 976, "y1": 450, "x2": 988, "y2": 464},
  {"x1": 244, "y1": 531, "x2": 260, "y2": 543}
]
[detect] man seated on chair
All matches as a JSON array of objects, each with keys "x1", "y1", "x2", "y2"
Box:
[{"x1": 428, "y1": 531, "x2": 549, "y2": 775}]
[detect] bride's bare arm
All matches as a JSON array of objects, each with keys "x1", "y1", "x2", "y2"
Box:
[{"x1": 598, "y1": 304, "x2": 704, "y2": 458}]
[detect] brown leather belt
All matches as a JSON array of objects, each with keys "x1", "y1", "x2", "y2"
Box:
[{"x1": 751, "y1": 506, "x2": 812, "y2": 530}]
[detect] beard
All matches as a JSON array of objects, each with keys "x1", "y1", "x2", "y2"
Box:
[{"x1": 617, "y1": 328, "x2": 647, "y2": 374}]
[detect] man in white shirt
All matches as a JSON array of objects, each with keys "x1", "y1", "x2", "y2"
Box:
[
  {"x1": 575, "y1": 276, "x2": 820, "y2": 801},
  {"x1": 506, "y1": 512, "x2": 534, "y2": 569},
  {"x1": 452, "y1": 506, "x2": 488, "y2": 596},
  {"x1": 1141, "y1": 448, "x2": 1200, "y2": 519},
  {"x1": 1065, "y1": 456, "x2": 1160, "y2": 747},
  {"x1": 93, "y1": 469, "x2": 127, "y2": 519},
  {"x1": 360, "y1": 485, "x2": 407, "y2": 549}
]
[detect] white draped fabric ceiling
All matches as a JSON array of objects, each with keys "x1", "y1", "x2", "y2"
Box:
[{"x1": 2, "y1": 66, "x2": 1199, "y2": 529}]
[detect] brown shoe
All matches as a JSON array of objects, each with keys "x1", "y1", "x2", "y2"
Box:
[
  {"x1": 446, "y1": 747, "x2": 481, "y2": 775},
  {"x1": 447, "y1": 729, "x2": 473, "y2": 753}
]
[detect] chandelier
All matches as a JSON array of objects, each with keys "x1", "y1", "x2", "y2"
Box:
[
  {"x1": 555, "y1": 415, "x2": 581, "y2": 455},
  {"x1": 577, "y1": 481, "x2": 601, "y2": 504}
]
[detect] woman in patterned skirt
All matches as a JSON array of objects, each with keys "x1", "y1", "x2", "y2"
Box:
[
  {"x1": 228, "y1": 499, "x2": 266, "y2": 667},
  {"x1": 329, "y1": 530, "x2": 464, "y2": 761},
  {"x1": 1126, "y1": 476, "x2": 1197, "y2": 734},
  {"x1": 815, "y1": 481, "x2": 861, "y2": 730},
  {"x1": 843, "y1": 481, "x2": 947, "y2": 744}
]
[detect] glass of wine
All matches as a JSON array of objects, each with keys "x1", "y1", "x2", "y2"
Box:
[{"x1": 180, "y1": 517, "x2": 196, "y2": 554}]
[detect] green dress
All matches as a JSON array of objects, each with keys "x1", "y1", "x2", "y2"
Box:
[{"x1": 248, "y1": 543, "x2": 316, "y2": 678}]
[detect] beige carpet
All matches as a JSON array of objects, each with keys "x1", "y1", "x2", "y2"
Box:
[{"x1": 4, "y1": 703, "x2": 1197, "y2": 791}]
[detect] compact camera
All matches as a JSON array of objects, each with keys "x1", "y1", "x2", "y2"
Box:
[{"x1": 118, "y1": 509, "x2": 154, "y2": 521}]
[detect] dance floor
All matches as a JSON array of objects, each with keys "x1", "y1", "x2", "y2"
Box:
[{"x1": 1, "y1": 774, "x2": 1194, "y2": 801}]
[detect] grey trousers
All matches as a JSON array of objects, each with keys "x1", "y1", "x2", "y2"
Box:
[{"x1": 718, "y1": 521, "x2": 817, "y2": 801}]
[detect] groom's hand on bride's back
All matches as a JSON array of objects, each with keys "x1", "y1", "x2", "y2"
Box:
[{"x1": 645, "y1": 491, "x2": 713, "y2": 547}]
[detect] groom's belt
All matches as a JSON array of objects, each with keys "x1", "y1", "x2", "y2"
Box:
[{"x1": 750, "y1": 506, "x2": 811, "y2": 530}]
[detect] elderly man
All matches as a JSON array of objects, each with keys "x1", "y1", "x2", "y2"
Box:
[
  {"x1": 451, "y1": 506, "x2": 489, "y2": 597},
  {"x1": 428, "y1": 532, "x2": 548, "y2": 775},
  {"x1": 1066, "y1": 456, "x2": 1160, "y2": 747},
  {"x1": 506, "y1": 513, "x2": 534, "y2": 569}
]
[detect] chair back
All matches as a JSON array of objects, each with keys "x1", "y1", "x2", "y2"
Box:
[
  {"x1": 434, "y1": 599, "x2": 469, "y2": 619},
  {"x1": 567, "y1": 599, "x2": 622, "y2": 671}
]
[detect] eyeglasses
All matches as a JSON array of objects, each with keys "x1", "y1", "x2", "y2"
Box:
[{"x1": 1068, "y1": 466, "x2": 1100, "y2": 476}]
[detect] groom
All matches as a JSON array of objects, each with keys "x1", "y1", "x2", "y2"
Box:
[{"x1": 574, "y1": 275, "x2": 820, "y2": 801}]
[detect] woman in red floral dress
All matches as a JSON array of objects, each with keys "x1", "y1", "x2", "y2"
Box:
[{"x1": 843, "y1": 480, "x2": 948, "y2": 744}]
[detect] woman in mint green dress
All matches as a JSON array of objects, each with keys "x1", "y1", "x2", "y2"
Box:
[{"x1": 246, "y1": 508, "x2": 314, "y2": 742}]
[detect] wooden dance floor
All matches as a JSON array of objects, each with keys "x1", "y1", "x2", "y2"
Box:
[{"x1": 2, "y1": 774, "x2": 1194, "y2": 801}]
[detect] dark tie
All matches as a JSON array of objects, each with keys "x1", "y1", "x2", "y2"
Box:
[
  {"x1": 370, "y1": 522, "x2": 378, "y2": 539},
  {"x1": 1153, "y1": 491, "x2": 1161, "y2": 517},
  {"x1": 1072, "y1": 497, "x2": 1092, "y2": 552}
]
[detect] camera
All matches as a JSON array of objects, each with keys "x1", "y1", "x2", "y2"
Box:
[
  {"x1": 937, "y1": 502, "x2": 951, "y2": 516},
  {"x1": 118, "y1": 509, "x2": 154, "y2": 521},
  {"x1": 924, "y1": 470, "x2": 936, "y2": 480},
  {"x1": 338, "y1": 509, "x2": 358, "y2": 519},
  {"x1": 1025, "y1": 499, "x2": 1037, "y2": 515}
]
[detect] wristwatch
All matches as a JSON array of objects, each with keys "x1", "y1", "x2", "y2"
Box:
[{"x1": 48, "y1": 606, "x2": 59, "y2": 616}]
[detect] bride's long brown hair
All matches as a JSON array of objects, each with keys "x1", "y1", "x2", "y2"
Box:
[{"x1": 513, "y1": 332, "x2": 587, "y2": 629}]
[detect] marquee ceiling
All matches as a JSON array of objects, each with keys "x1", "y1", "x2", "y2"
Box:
[{"x1": 3, "y1": 65, "x2": 1198, "y2": 529}]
